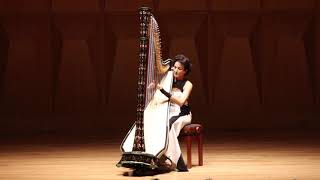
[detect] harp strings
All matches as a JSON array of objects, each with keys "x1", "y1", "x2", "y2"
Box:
[{"x1": 145, "y1": 16, "x2": 163, "y2": 107}]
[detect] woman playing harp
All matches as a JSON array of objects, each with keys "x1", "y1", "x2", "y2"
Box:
[
  {"x1": 151, "y1": 54, "x2": 193, "y2": 172},
  {"x1": 116, "y1": 7, "x2": 192, "y2": 172}
]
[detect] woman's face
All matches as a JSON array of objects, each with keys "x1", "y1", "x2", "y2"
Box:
[{"x1": 173, "y1": 61, "x2": 187, "y2": 80}]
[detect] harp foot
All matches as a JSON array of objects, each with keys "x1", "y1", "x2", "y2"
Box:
[
  {"x1": 116, "y1": 161, "x2": 122, "y2": 167},
  {"x1": 116, "y1": 152, "x2": 159, "y2": 170}
]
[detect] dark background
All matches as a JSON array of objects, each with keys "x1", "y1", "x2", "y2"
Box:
[{"x1": 0, "y1": 0, "x2": 319, "y2": 137}]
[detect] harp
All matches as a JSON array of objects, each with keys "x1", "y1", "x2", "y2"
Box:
[{"x1": 116, "y1": 7, "x2": 173, "y2": 169}]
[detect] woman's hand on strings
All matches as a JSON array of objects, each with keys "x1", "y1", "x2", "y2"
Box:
[
  {"x1": 147, "y1": 80, "x2": 156, "y2": 89},
  {"x1": 147, "y1": 80, "x2": 162, "y2": 90}
]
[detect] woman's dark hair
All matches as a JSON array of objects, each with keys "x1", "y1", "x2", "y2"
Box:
[{"x1": 173, "y1": 54, "x2": 192, "y2": 75}]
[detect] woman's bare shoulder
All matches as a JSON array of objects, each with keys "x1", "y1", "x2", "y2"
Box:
[
  {"x1": 184, "y1": 80, "x2": 193, "y2": 89},
  {"x1": 186, "y1": 80, "x2": 192, "y2": 86}
]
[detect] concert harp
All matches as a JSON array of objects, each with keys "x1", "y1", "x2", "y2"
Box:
[{"x1": 116, "y1": 7, "x2": 173, "y2": 169}]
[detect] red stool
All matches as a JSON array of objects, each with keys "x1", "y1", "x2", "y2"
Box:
[{"x1": 179, "y1": 124, "x2": 203, "y2": 169}]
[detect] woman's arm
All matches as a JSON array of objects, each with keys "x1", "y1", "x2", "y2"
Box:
[
  {"x1": 157, "y1": 81, "x2": 193, "y2": 107},
  {"x1": 170, "y1": 81, "x2": 192, "y2": 106}
]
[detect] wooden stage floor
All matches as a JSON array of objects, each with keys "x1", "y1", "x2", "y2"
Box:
[{"x1": 0, "y1": 131, "x2": 319, "y2": 180}]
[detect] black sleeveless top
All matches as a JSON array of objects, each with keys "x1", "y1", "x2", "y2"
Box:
[
  {"x1": 172, "y1": 79, "x2": 190, "y2": 116},
  {"x1": 172, "y1": 79, "x2": 187, "y2": 92}
]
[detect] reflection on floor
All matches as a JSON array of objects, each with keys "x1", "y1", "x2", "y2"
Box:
[{"x1": 0, "y1": 131, "x2": 319, "y2": 180}]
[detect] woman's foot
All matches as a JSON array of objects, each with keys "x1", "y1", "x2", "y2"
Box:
[{"x1": 176, "y1": 155, "x2": 188, "y2": 172}]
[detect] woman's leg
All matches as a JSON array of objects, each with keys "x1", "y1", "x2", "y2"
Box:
[{"x1": 165, "y1": 114, "x2": 191, "y2": 171}]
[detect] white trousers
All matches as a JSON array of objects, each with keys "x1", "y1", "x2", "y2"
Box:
[{"x1": 165, "y1": 113, "x2": 192, "y2": 165}]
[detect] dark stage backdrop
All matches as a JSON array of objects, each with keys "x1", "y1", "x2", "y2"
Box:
[{"x1": 0, "y1": 0, "x2": 320, "y2": 135}]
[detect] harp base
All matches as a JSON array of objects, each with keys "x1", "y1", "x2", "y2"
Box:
[{"x1": 116, "y1": 151, "x2": 159, "y2": 170}]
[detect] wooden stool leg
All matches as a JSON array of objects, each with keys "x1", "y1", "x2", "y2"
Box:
[
  {"x1": 198, "y1": 134, "x2": 203, "y2": 166},
  {"x1": 185, "y1": 136, "x2": 192, "y2": 169}
]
